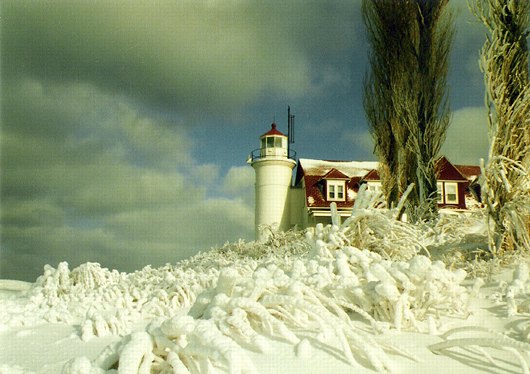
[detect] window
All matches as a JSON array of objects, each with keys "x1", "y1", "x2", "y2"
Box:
[
  {"x1": 367, "y1": 181, "x2": 382, "y2": 194},
  {"x1": 327, "y1": 180, "x2": 345, "y2": 201},
  {"x1": 444, "y1": 182, "x2": 458, "y2": 204},
  {"x1": 437, "y1": 182, "x2": 459, "y2": 204},
  {"x1": 263, "y1": 136, "x2": 286, "y2": 149},
  {"x1": 437, "y1": 182, "x2": 444, "y2": 203}
]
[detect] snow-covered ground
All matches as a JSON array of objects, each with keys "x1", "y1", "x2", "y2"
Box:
[{"x1": 1, "y1": 202, "x2": 530, "y2": 374}]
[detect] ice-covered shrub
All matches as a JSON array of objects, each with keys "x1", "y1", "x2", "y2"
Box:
[
  {"x1": 326, "y1": 248, "x2": 471, "y2": 329},
  {"x1": 429, "y1": 326, "x2": 530, "y2": 373},
  {"x1": 487, "y1": 262, "x2": 530, "y2": 318},
  {"x1": 70, "y1": 262, "x2": 117, "y2": 289},
  {"x1": 214, "y1": 226, "x2": 311, "y2": 261},
  {"x1": 306, "y1": 189, "x2": 427, "y2": 261},
  {"x1": 80, "y1": 264, "x2": 411, "y2": 373},
  {"x1": 427, "y1": 262, "x2": 530, "y2": 372},
  {"x1": 4, "y1": 187, "x2": 509, "y2": 374},
  {"x1": 66, "y1": 315, "x2": 259, "y2": 374},
  {"x1": 0, "y1": 364, "x2": 36, "y2": 374},
  {"x1": 80, "y1": 241, "x2": 473, "y2": 372},
  {"x1": 4, "y1": 261, "x2": 217, "y2": 336}
]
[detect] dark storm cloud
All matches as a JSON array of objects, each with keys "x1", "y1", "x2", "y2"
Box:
[
  {"x1": 0, "y1": 0, "x2": 508, "y2": 282},
  {"x1": 0, "y1": 80, "x2": 253, "y2": 281},
  {"x1": 2, "y1": 0, "x2": 361, "y2": 120},
  {"x1": 1, "y1": 0, "x2": 364, "y2": 281}
]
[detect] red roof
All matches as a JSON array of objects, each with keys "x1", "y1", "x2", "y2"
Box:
[
  {"x1": 358, "y1": 159, "x2": 480, "y2": 183},
  {"x1": 295, "y1": 159, "x2": 378, "y2": 184},
  {"x1": 455, "y1": 165, "x2": 482, "y2": 181},
  {"x1": 295, "y1": 157, "x2": 481, "y2": 211},
  {"x1": 435, "y1": 156, "x2": 467, "y2": 181},
  {"x1": 301, "y1": 175, "x2": 361, "y2": 209},
  {"x1": 363, "y1": 169, "x2": 380, "y2": 181},
  {"x1": 260, "y1": 123, "x2": 286, "y2": 137},
  {"x1": 322, "y1": 168, "x2": 350, "y2": 180},
  {"x1": 295, "y1": 159, "x2": 375, "y2": 209}
]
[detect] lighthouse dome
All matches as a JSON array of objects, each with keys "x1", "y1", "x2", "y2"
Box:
[
  {"x1": 260, "y1": 122, "x2": 286, "y2": 137},
  {"x1": 258, "y1": 123, "x2": 288, "y2": 158}
]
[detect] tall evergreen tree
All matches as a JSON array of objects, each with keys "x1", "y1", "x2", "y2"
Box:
[
  {"x1": 472, "y1": 0, "x2": 530, "y2": 253},
  {"x1": 363, "y1": 0, "x2": 454, "y2": 221}
]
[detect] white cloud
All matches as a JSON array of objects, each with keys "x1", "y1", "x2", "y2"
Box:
[
  {"x1": 222, "y1": 166, "x2": 254, "y2": 194},
  {"x1": 192, "y1": 164, "x2": 221, "y2": 187},
  {"x1": 221, "y1": 166, "x2": 255, "y2": 208}
]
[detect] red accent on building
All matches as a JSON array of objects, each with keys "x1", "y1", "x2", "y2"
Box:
[
  {"x1": 362, "y1": 169, "x2": 380, "y2": 181},
  {"x1": 260, "y1": 123, "x2": 286, "y2": 137},
  {"x1": 455, "y1": 165, "x2": 482, "y2": 181},
  {"x1": 322, "y1": 168, "x2": 350, "y2": 180},
  {"x1": 435, "y1": 156, "x2": 468, "y2": 181},
  {"x1": 295, "y1": 160, "x2": 376, "y2": 210},
  {"x1": 295, "y1": 156, "x2": 481, "y2": 211}
]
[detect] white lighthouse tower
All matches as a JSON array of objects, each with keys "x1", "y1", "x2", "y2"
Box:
[{"x1": 248, "y1": 122, "x2": 296, "y2": 240}]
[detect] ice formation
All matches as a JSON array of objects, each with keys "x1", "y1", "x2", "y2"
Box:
[
  {"x1": 427, "y1": 260, "x2": 530, "y2": 373},
  {"x1": 4, "y1": 189, "x2": 526, "y2": 373},
  {"x1": 58, "y1": 219, "x2": 480, "y2": 372}
]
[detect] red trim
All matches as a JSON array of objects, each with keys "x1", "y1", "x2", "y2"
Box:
[
  {"x1": 435, "y1": 156, "x2": 468, "y2": 181},
  {"x1": 363, "y1": 169, "x2": 380, "y2": 181},
  {"x1": 322, "y1": 168, "x2": 350, "y2": 180},
  {"x1": 260, "y1": 123, "x2": 286, "y2": 137}
]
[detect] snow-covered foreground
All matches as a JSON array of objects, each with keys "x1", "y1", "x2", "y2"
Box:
[{"x1": 1, "y1": 203, "x2": 530, "y2": 373}]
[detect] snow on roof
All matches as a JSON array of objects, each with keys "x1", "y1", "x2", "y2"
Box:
[
  {"x1": 322, "y1": 168, "x2": 350, "y2": 180},
  {"x1": 299, "y1": 158, "x2": 379, "y2": 178},
  {"x1": 455, "y1": 165, "x2": 482, "y2": 181},
  {"x1": 298, "y1": 157, "x2": 480, "y2": 182}
]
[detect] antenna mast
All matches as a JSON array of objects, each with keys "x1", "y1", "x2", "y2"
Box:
[{"x1": 287, "y1": 106, "x2": 295, "y2": 158}]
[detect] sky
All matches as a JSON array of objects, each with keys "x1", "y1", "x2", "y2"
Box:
[{"x1": 1, "y1": 1, "x2": 495, "y2": 281}]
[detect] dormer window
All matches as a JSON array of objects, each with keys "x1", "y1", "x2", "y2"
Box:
[
  {"x1": 327, "y1": 180, "x2": 345, "y2": 201},
  {"x1": 366, "y1": 181, "x2": 382, "y2": 194}
]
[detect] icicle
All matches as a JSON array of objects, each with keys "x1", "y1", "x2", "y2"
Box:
[{"x1": 330, "y1": 202, "x2": 341, "y2": 227}]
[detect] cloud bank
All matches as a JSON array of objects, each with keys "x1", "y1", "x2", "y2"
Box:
[
  {"x1": 0, "y1": 0, "x2": 499, "y2": 282},
  {"x1": 1, "y1": 80, "x2": 254, "y2": 280},
  {"x1": 2, "y1": 0, "x2": 361, "y2": 121}
]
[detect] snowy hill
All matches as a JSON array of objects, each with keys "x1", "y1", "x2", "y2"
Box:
[{"x1": 1, "y1": 201, "x2": 530, "y2": 374}]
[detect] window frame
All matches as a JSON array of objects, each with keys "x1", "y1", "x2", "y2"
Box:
[
  {"x1": 436, "y1": 182, "x2": 444, "y2": 204},
  {"x1": 444, "y1": 182, "x2": 459, "y2": 204},
  {"x1": 326, "y1": 180, "x2": 346, "y2": 202},
  {"x1": 367, "y1": 181, "x2": 382, "y2": 194},
  {"x1": 437, "y1": 181, "x2": 459, "y2": 204},
  {"x1": 263, "y1": 136, "x2": 287, "y2": 149}
]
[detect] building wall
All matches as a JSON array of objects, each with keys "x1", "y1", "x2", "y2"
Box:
[
  {"x1": 288, "y1": 186, "x2": 306, "y2": 230},
  {"x1": 253, "y1": 158, "x2": 296, "y2": 239},
  {"x1": 437, "y1": 180, "x2": 469, "y2": 209},
  {"x1": 256, "y1": 157, "x2": 480, "y2": 238}
]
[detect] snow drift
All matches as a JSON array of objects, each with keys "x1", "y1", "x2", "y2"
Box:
[{"x1": 2, "y1": 194, "x2": 529, "y2": 373}]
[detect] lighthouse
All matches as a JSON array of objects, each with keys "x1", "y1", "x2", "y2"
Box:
[{"x1": 247, "y1": 122, "x2": 296, "y2": 240}]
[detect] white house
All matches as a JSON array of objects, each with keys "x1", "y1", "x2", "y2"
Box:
[{"x1": 248, "y1": 122, "x2": 481, "y2": 240}]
